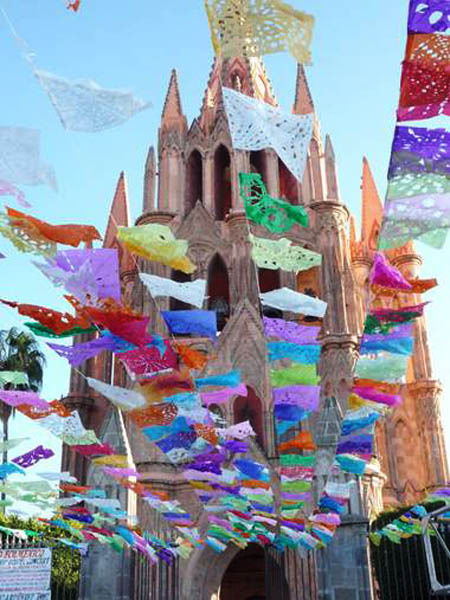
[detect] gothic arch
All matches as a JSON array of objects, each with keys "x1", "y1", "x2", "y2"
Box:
[
  {"x1": 258, "y1": 268, "x2": 282, "y2": 318},
  {"x1": 170, "y1": 268, "x2": 192, "y2": 310},
  {"x1": 278, "y1": 157, "x2": 298, "y2": 204},
  {"x1": 214, "y1": 144, "x2": 232, "y2": 220},
  {"x1": 185, "y1": 149, "x2": 203, "y2": 213},
  {"x1": 250, "y1": 150, "x2": 267, "y2": 183},
  {"x1": 207, "y1": 253, "x2": 230, "y2": 331},
  {"x1": 233, "y1": 386, "x2": 264, "y2": 449}
]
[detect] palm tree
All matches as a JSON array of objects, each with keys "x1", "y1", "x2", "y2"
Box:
[{"x1": 0, "y1": 327, "x2": 46, "y2": 464}]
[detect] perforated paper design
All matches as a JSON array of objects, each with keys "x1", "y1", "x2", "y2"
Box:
[
  {"x1": 0, "y1": 390, "x2": 49, "y2": 410},
  {"x1": 86, "y1": 377, "x2": 147, "y2": 411},
  {"x1": 380, "y1": 193, "x2": 450, "y2": 249},
  {"x1": 34, "y1": 70, "x2": 151, "y2": 132},
  {"x1": 408, "y1": 0, "x2": 450, "y2": 33},
  {"x1": 370, "y1": 253, "x2": 412, "y2": 290},
  {"x1": 387, "y1": 172, "x2": 450, "y2": 199},
  {"x1": 272, "y1": 385, "x2": 320, "y2": 410},
  {"x1": 0, "y1": 299, "x2": 90, "y2": 335},
  {"x1": 0, "y1": 127, "x2": 55, "y2": 188},
  {"x1": 389, "y1": 126, "x2": 450, "y2": 176},
  {"x1": 48, "y1": 337, "x2": 117, "y2": 367},
  {"x1": 0, "y1": 180, "x2": 30, "y2": 208},
  {"x1": 355, "y1": 355, "x2": 409, "y2": 383},
  {"x1": 205, "y1": 0, "x2": 314, "y2": 64},
  {"x1": 263, "y1": 317, "x2": 319, "y2": 344},
  {"x1": 271, "y1": 364, "x2": 319, "y2": 386},
  {"x1": 267, "y1": 341, "x2": 320, "y2": 364},
  {"x1": 120, "y1": 344, "x2": 178, "y2": 378},
  {"x1": 220, "y1": 420, "x2": 256, "y2": 440},
  {"x1": 201, "y1": 383, "x2": 248, "y2": 406},
  {"x1": 117, "y1": 223, "x2": 196, "y2": 274},
  {"x1": 250, "y1": 234, "x2": 321, "y2": 272},
  {"x1": 0, "y1": 214, "x2": 56, "y2": 257},
  {"x1": 260, "y1": 287, "x2": 327, "y2": 317},
  {"x1": 140, "y1": 273, "x2": 206, "y2": 308},
  {"x1": 162, "y1": 310, "x2": 217, "y2": 340},
  {"x1": 12, "y1": 445, "x2": 54, "y2": 468},
  {"x1": 39, "y1": 411, "x2": 87, "y2": 439},
  {"x1": 224, "y1": 88, "x2": 313, "y2": 183},
  {"x1": 36, "y1": 248, "x2": 120, "y2": 303}
]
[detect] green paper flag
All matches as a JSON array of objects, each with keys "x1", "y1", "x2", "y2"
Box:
[{"x1": 239, "y1": 172, "x2": 309, "y2": 233}]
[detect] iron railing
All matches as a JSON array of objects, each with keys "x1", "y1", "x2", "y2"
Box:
[
  {"x1": 371, "y1": 521, "x2": 450, "y2": 599},
  {"x1": 0, "y1": 532, "x2": 81, "y2": 599}
]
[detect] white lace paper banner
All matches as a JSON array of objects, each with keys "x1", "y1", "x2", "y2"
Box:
[
  {"x1": 0, "y1": 127, "x2": 56, "y2": 189},
  {"x1": 324, "y1": 481, "x2": 354, "y2": 499},
  {"x1": 39, "y1": 411, "x2": 87, "y2": 439},
  {"x1": 220, "y1": 420, "x2": 256, "y2": 440},
  {"x1": 37, "y1": 471, "x2": 77, "y2": 483},
  {"x1": 139, "y1": 273, "x2": 207, "y2": 309},
  {"x1": 260, "y1": 287, "x2": 327, "y2": 317},
  {"x1": 86, "y1": 377, "x2": 147, "y2": 411},
  {"x1": 34, "y1": 70, "x2": 151, "y2": 133},
  {"x1": 0, "y1": 438, "x2": 28, "y2": 452},
  {"x1": 223, "y1": 87, "x2": 313, "y2": 183}
]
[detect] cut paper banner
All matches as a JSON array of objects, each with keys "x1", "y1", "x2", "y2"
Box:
[
  {"x1": 0, "y1": 127, "x2": 56, "y2": 189},
  {"x1": 260, "y1": 287, "x2": 327, "y2": 317},
  {"x1": 408, "y1": 0, "x2": 450, "y2": 33},
  {"x1": 0, "y1": 299, "x2": 91, "y2": 335},
  {"x1": 398, "y1": 33, "x2": 450, "y2": 121},
  {"x1": 0, "y1": 371, "x2": 29, "y2": 387},
  {"x1": 240, "y1": 173, "x2": 309, "y2": 231},
  {"x1": 34, "y1": 70, "x2": 151, "y2": 132},
  {"x1": 250, "y1": 234, "x2": 321, "y2": 272},
  {"x1": 12, "y1": 445, "x2": 54, "y2": 468},
  {"x1": 224, "y1": 87, "x2": 313, "y2": 183},
  {"x1": 86, "y1": 377, "x2": 147, "y2": 411},
  {"x1": 355, "y1": 355, "x2": 409, "y2": 383},
  {"x1": 267, "y1": 341, "x2": 321, "y2": 364},
  {"x1": 48, "y1": 336, "x2": 118, "y2": 368},
  {"x1": 380, "y1": 193, "x2": 450, "y2": 249},
  {"x1": 388, "y1": 126, "x2": 450, "y2": 178},
  {"x1": 161, "y1": 310, "x2": 217, "y2": 340},
  {"x1": 200, "y1": 383, "x2": 248, "y2": 406},
  {"x1": 370, "y1": 252, "x2": 412, "y2": 290},
  {"x1": 140, "y1": 273, "x2": 206, "y2": 308},
  {"x1": 205, "y1": 0, "x2": 314, "y2": 64},
  {"x1": 263, "y1": 317, "x2": 320, "y2": 344},
  {"x1": 6, "y1": 207, "x2": 101, "y2": 248},
  {"x1": 117, "y1": 223, "x2": 196, "y2": 274},
  {"x1": 35, "y1": 248, "x2": 121, "y2": 303},
  {"x1": 0, "y1": 180, "x2": 30, "y2": 208}
]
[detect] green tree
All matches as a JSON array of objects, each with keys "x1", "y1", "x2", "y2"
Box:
[{"x1": 0, "y1": 327, "x2": 46, "y2": 463}]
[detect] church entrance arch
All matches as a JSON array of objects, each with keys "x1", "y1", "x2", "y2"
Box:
[{"x1": 220, "y1": 545, "x2": 266, "y2": 600}]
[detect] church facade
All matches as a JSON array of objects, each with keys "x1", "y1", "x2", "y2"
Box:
[{"x1": 63, "y1": 56, "x2": 448, "y2": 600}]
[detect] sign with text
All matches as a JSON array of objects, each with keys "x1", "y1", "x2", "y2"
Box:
[{"x1": 0, "y1": 547, "x2": 52, "y2": 600}]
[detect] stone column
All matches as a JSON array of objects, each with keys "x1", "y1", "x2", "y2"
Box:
[
  {"x1": 79, "y1": 543, "x2": 133, "y2": 600},
  {"x1": 409, "y1": 380, "x2": 449, "y2": 488},
  {"x1": 226, "y1": 211, "x2": 259, "y2": 308}
]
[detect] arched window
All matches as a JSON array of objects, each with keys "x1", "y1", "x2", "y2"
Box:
[
  {"x1": 278, "y1": 158, "x2": 298, "y2": 204},
  {"x1": 207, "y1": 254, "x2": 230, "y2": 331},
  {"x1": 297, "y1": 266, "x2": 321, "y2": 323},
  {"x1": 258, "y1": 268, "x2": 282, "y2": 318},
  {"x1": 214, "y1": 145, "x2": 232, "y2": 220},
  {"x1": 250, "y1": 150, "x2": 266, "y2": 182},
  {"x1": 185, "y1": 150, "x2": 203, "y2": 213},
  {"x1": 234, "y1": 387, "x2": 264, "y2": 448},
  {"x1": 170, "y1": 269, "x2": 192, "y2": 311}
]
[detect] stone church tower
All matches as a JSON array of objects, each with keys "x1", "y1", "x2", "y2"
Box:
[{"x1": 64, "y1": 56, "x2": 448, "y2": 600}]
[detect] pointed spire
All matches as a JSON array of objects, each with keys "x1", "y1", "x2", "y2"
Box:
[
  {"x1": 143, "y1": 146, "x2": 156, "y2": 213},
  {"x1": 361, "y1": 157, "x2": 383, "y2": 246},
  {"x1": 104, "y1": 171, "x2": 130, "y2": 249},
  {"x1": 160, "y1": 69, "x2": 187, "y2": 135},
  {"x1": 292, "y1": 64, "x2": 314, "y2": 115},
  {"x1": 199, "y1": 55, "x2": 277, "y2": 131},
  {"x1": 325, "y1": 134, "x2": 340, "y2": 201}
]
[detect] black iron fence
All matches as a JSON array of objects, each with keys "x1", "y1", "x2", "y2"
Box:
[
  {"x1": 0, "y1": 532, "x2": 81, "y2": 599},
  {"x1": 371, "y1": 521, "x2": 450, "y2": 600}
]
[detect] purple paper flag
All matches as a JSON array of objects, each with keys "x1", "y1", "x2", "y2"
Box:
[
  {"x1": 408, "y1": 0, "x2": 450, "y2": 33},
  {"x1": 272, "y1": 385, "x2": 320, "y2": 411},
  {"x1": 263, "y1": 317, "x2": 320, "y2": 344},
  {"x1": 12, "y1": 445, "x2": 54, "y2": 468},
  {"x1": 48, "y1": 336, "x2": 118, "y2": 367}
]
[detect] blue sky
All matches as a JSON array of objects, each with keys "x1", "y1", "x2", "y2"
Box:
[{"x1": 0, "y1": 0, "x2": 448, "y2": 498}]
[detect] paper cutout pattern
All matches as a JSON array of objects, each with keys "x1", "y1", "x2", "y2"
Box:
[
  {"x1": 140, "y1": 273, "x2": 206, "y2": 308},
  {"x1": 86, "y1": 377, "x2": 147, "y2": 411},
  {"x1": 117, "y1": 223, "x2": 196, "y2": 274},
  {"x1": 260, "y1": 287, "x2": 327, "y2": 317},
  {"x1": 224, "y1": 88, "x2": 313, "y2": 183},
  {"x1": 250, "y1": 234, "x2": 321, "y2": 272},
  {"x1": 34, "y1": 70, "x2": 150, "y2": 132},
  {"x1": 162, "y1": 310, "x2": 217, "y2": 340},
  {"x1": 12, "y1": 445, "x2": 54, "y2": 468},
  {"x1": 0, "y1": 127, "x2": 55, "y2": 189},
  {"x1": 408, "y1": 0, "x2": 450, "y2": 33},
  {"x1": 205, "y1": 0, "x2": 314, "y2": 64}
]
